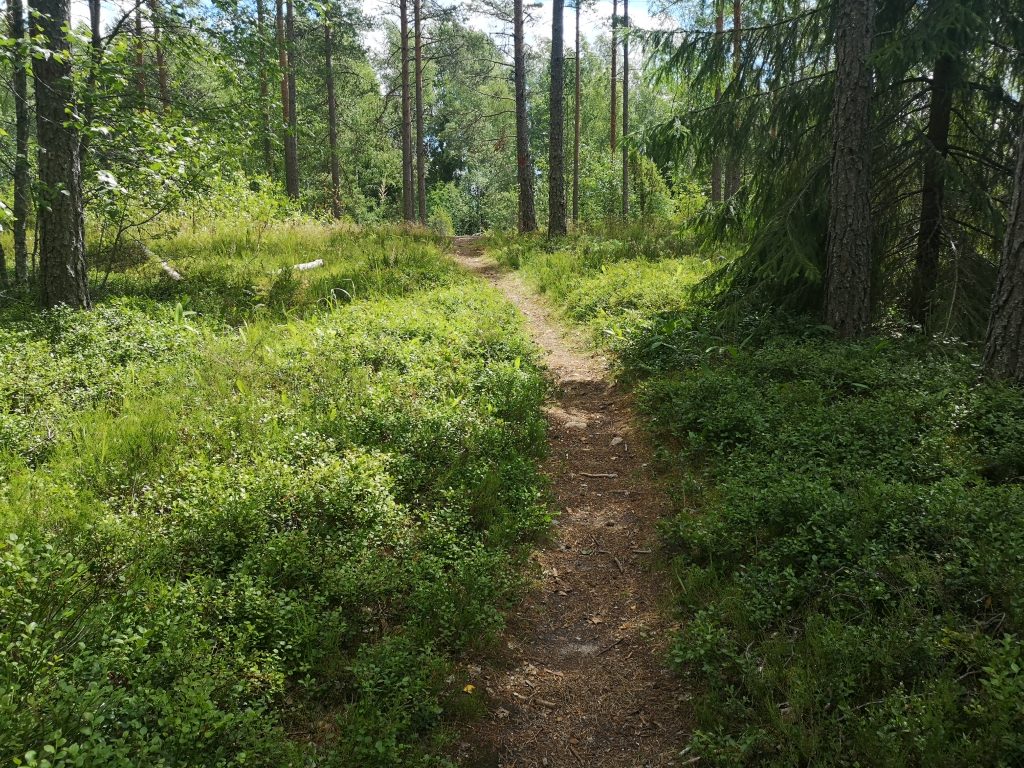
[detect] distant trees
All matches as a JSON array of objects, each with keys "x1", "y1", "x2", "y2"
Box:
[
  {"x1": 548, "y1": 0, "x2": 567, "y2": 236},
  {"x1": 647, "y1": 0, "x2": 1022, "y2": 341},
  {"x1": 3, "y1": 0, "x2": 1020, "y2": 373},
  {"x1": 31, "y1": 0, "x2": 90, "y2": 308}
]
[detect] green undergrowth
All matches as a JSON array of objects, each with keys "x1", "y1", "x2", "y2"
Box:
[
  {"x1": 486, "y1": 226, "x2": 712, "y2": 353},
  {"x1": 490, "y1": 232, "x2": 1024, "y2": 767},
  {"x1": 0, "y1": 225, "x2": 548, "y2": 766},
  {"x1": 101, "y1": 222, "x2": 461, "y2": 324}
]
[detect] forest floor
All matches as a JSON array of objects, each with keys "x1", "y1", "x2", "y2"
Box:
[{"x1": 450, "y1": 237, "x2": 690, "y2": 767}]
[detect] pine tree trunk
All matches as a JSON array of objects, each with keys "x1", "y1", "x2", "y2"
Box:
[
  {"x1": 824, "y1": 0, "x2": 873, "y2": 339},
  {"x1": 400, "y1": 0, "x2": 415, "y2": 222},
  {"x1": 621, "y1": 0, "x2": 630, "y2": 219},
  {"x1": 325, "y1": 14, "x2": 341, "y2": 219},
  {"x1": 909, "y1": 54, "x2": 957, "y2": 326},
  {"x1": 285, "y1": 0, "x2": 300, "y2": 196},
  {"x1": 572, "y1": 0, "x2": 581, "y2": 225},
  {"x1": 151, "y1": 0, "x2": 169, "y2": 109},
  {"x1": 725, "y1": 0, "x2": 741, "y2": 198},
  {"x1": 11, "y1": 0, "x2": 30, "y2": 285},
  {"x1": 983, "y1": 125, "x2": 1024, "y2": 383},
  {"x1": 276, "y1": 0, "x2": 299, "y2": 197},
  {"x1": 414, "y1": 0, "x2": 427, "y2": 225},
  {"x1": 610, "y1": 0, "x2": 617, "y2": 154},
  {"x1": 548, "y1": 0, "x2": 567, "y2": 236},
  {"x1": 31, "y1": 0, "x2": 90, "y2": 308},
  {"x1": 711, "y1": 2, "x2": 723, "y2": 204},
  {"x1": 514, "y1": 0, "x2": 537, "y2": 233},
  {"x1": 0, "y1": 242, "x2": 7, "y2": 290},
  {"x1": 257, "y1": 0, "x2": 274, "y2": 174}
]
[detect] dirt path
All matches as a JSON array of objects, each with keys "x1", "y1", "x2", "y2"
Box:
[{"x1": 451, "y1": 237, "x2": 689, "y2": 768}]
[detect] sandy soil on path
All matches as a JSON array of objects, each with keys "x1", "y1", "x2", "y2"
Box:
[{"x1": 450, "y1": 237, "x2": 690, "y2": 768}]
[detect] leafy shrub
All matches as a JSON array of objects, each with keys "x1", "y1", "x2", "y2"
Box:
[
  {"x1": 0, "y1": 227, "x2": 548, "y2": 766},
  {"x1": 495, "y1": 228, "x2": 1024, "y2": 767},
  {"x1": 640, "y1": 330, "x2": 1024, "y2": 767}
]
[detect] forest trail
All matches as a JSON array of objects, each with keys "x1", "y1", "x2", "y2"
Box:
[{"x1": 450, "y1": 237, "x2": 689, "y2": 767}]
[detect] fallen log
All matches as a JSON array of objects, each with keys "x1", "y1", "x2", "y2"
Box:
[
  {"x1": 159, "y1": 260, "x2": 183, "y2": 282},
  {"x1": 293, "y1": 259, "x2": 324, "y2": 271}
]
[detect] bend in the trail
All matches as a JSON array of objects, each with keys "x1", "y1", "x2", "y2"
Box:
[{"x1": 451, "y1": 236, "x2": 689, "y2": 768}]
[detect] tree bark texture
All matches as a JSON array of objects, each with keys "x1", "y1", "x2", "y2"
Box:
[
  {"x1": 824, "y1": 0, "x2": 873, "y2": 338},
  {"x1": 285, "y1": 0, "x2": 300, "y2": 195},
  {"x1": 400, "y1": 0, "x2": 415, "y2": 222},
  {"x1": 414, "y1": 0, "x2": 427, "y2": 224},
  {"x1": 325, "y1": 15, "x2": 342, "y2": 219},
  {"x1": 712, "y1": 2, "x2": 723, "y2": 204},
  {"x1": 610, "y1": 0, "x2": 618, "y2": 153},
  {"x1": 983, "y1": 125, "x2": 1024, "y2": 383},
  {"x1": 256, "y1": 0, "x2": 275, "y2": 174},
  {"x1": 725, "y1": 0, "x2": 741, "y2": 199},
  {"x1": 31, "y1": 0, "x2": 90, "y2": 308},
  {"x1": 621, "y1": 0, "x2": 630, "y2": 218},
  {"x1": 573, "y1": 0, "x2": 581, "y2": 225},
  {"x1": 11, "y1": 0, "x2": 30, "y2": 284},
  {"x1": 514, "y1": 0, "x2": 537, "y2": 233},
  {"x1": 276, "y1": 0, "x2": 299, "y2": 197},
  {"x1": 548, "y1": 0, "x2": 567, "y2": 236},
  {"x1": 909, "y1": 54, "x2": 958, "y2": 326}
]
